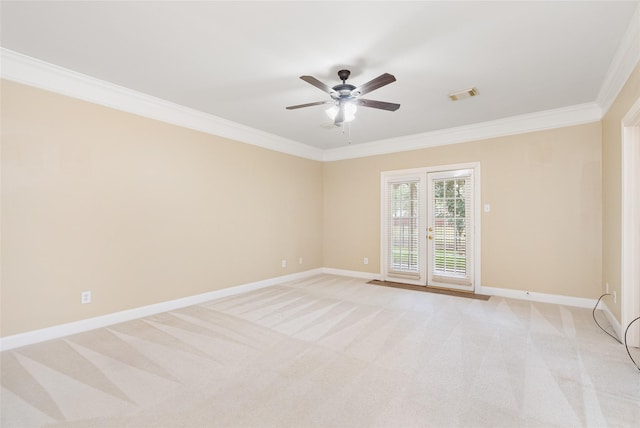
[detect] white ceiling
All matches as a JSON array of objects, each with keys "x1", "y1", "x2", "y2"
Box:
[{"x1": 1, "y1": 1, "x2": 639, "y2": 152}]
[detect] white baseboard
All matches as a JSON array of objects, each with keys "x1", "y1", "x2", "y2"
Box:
[
  {"x1": 322, "y1": 267, "x2": 381, "y2": 281},
  {"x1": 479, "y1": 285, "x2": 598, "y2": 309},
  {"x1": 481, "y1": 286, "x2": 621, "y2": 341},
  {"x1": 600, "y1": 300, "x2": 623, "y2": 341},
  {"x1": 0, "y1": 268, "x2": 323, "y2": 351},
  {"x1": 322, "y1": 272, "x2": 601, "y2": 311},
  {"x1": 1, "y1": 269, "x2": 610, "y2": 351}
]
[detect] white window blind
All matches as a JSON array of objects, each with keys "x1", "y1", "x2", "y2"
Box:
[{"x1": 388, "y1": 179, "x2": 420, "y2": 278}]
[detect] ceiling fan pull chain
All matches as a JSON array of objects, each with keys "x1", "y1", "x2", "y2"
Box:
[{"x1": 340, "y1": 121, "x2": 352, "y2": 144}]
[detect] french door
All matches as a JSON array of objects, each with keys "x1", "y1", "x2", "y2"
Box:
[
  {"x1": 381, "y1": 164, "x2": 479, "y2": 292},
  {"x1": 427, "y1": 169, "x2": 474, "y2": 291}
]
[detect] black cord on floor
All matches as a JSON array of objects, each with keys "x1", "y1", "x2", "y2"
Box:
[
  {"x1": 592, "y1": 293, "x2": 640, "y2": 371},
  {"x1": 592, "y1": 293, "x2": 622, "y2": 344},
  {"x1": 624, "y1": 316, "x2": 640, "y2": 372}
]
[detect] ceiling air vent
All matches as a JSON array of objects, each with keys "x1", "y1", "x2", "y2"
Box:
[{"x1": 449, "y1": 87, "x2": 478, "y2": 101}]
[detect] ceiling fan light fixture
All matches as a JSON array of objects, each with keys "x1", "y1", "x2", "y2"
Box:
[{"x1": 326, "y1": 102, "x2": 357, "y2": 123}]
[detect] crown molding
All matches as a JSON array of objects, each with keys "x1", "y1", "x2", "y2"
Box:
[
  {"x1": 596, "y1": 2, "x2": 640, "y2": 115},
  {"x1": 322, "y1": 103, "x2": 602, "y2": 161},
  {"x1": 0, "y1": 48, "x2": 325, "y2": 161},
  {"x1": 0, "y1": 48, "x2": 605, "y2": 163}
]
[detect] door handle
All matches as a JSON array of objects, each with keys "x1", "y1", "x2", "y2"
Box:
[
  {"x1": 428, "y1": 235, "x2": 433, "y2": 240},
  {"x1": 428, "y1": 227, "x2": 433, "y2": 232}
]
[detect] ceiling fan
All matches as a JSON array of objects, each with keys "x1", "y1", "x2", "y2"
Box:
[{"x1": 286, "y1": 69, "x2": 400, "y2": 126}]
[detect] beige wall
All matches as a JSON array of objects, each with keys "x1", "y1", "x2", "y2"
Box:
[
  {"x1": 323, "y1": 123, "x2": 602, "y2": 299},
  {"x1": 0, "y1": 74, "x2": 614, "y2": 338},
  {"x1": 602, "y1": 61, "x2": 640, "y2": 321},
  {"x1": 1, "y1": 80, "x2": 324, "y2": 337}
]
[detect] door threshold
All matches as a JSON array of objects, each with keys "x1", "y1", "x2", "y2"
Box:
[
  {"x1": 368, "y1": 280, "x2": 490, "y2": 301},
  {"x1": 427, "y1": 284, "x2": 474, "y2": 294}
]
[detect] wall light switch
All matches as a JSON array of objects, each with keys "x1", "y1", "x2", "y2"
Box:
[
  {"x1": 364, "y1": 257, "x2": 369, "y2": 265},
  {"x1": 483, "y1": 203, "x2": 491, "y2": 213},
  {"x1": 281, "y1": 259, "x2": 287, "y2": 268}
]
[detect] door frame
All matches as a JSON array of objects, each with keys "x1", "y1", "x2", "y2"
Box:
[
  {"x1": 622, "y1": 96, "x2": 640, "y2": 347},
  {"x1": 380, "y1": 162, "x2": 481, "y2": 291}
]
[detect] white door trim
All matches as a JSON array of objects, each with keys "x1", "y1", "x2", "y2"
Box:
[{"x1": 621, "y1": 96, "x2": 640, "y2": 347}]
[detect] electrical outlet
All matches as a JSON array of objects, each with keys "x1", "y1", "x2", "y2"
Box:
[
  {"x1": 281, "y1": 259, "x2": 287, "y2": 268},
  {"x1": 364, "y1": 257, "x2": 369, "y2": 265},
  {"x1": 606, "y1": 283, "x2": 609, "y2": 294},
  {"x1": 613, "y1": 290, "x2": 617, "y2": 304},
  {"x1": 81, "y1": 291, "x2": 92, "y2": 304},
  {"x1": 298, "y1": 257, "x2": 303, "y2": 265}
]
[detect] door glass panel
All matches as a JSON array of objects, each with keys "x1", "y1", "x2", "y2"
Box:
[
  {"x1": 433, "y1": 177, "x2": 466, "y2": 276},
  {"x1": 388, "y1": 180, "x2": 420, "y2": 276}
]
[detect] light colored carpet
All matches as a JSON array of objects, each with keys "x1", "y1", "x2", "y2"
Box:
[{"x1": 2, "y1": 274, "x2": 639, "y2": 427}]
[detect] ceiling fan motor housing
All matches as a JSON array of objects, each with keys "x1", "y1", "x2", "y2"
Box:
[
  {"x1": 331, "y1": 83, "x2": 356, "y2": 99},
  {"x1": 331, "y1": 69, "x2": 356, "y2": 99}
]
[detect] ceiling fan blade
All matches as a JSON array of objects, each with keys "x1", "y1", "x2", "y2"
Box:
[
  {"x1": 286, "y1": 100, "x2": 333, "y2": 110},
  {"x1": 353, "y1": 73, "x2": 396, "y2": 96},
  {"x1": 355, "y1": 99, "x2": 401, "y2": 111},
  {"x1": 334, "y1": 103, "x2": 345, "y2": 125},
  {"x1": 300, "y1": 75, "x2": 335, "y2": 94}
]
